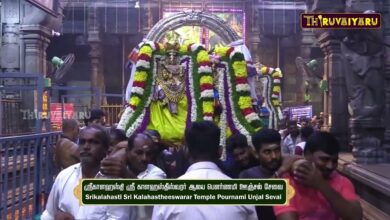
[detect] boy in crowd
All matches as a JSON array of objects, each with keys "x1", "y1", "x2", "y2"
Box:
[{"x1": 225, "y1": 133, "x2": 259, "y2": 178}]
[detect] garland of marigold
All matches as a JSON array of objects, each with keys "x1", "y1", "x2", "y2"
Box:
[
  {"x1": 122, "y1": 42, "x2": 163, "y2": 132},
  {"x1": 181, "y1": 43, "x2": 214, "y2": 121},
  {"x1": 260, "y1": 66, "x2": 283, "y2": 108},
  {"x1": 216, "y1": 46, "x2": 262, "y2": 133},
  {"x1": 119, "y1": 42, "x2": 215, "y2": 135}
]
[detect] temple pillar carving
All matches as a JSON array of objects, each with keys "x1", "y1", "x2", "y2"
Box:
[
  {"x1": 88, "y1": 6, "x2": 105, "y2": 106},
  {"x1": 381, "y1": 2, "x2": 390, "y2": 162},
  {"x1": 317, "y1": 31, "x2": 349, "y2": 149}
]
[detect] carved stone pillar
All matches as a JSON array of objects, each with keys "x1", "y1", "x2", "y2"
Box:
[
  {"x1": 301, "y1": 30, "x2": 315, "y2": 59},
  {"x1": 1, "y1": 25, "x2": 20, "y2": 72},
  {"x1": 140, "y1": 1, "x2": 152, "y2": 36},
  {"x1": 89, "y1": 43, "x2": 101, "y2": 90},
  {"x1": 88, "y1": 6, "x2": 105, "y2": 106},
  {"x1": 305, "y1": 0, "x2": 349, "y2": 149},
  {"x1": 383, "y1": 3, "x2": 390, "y2": 162},
  {"x1": 299, "y1": 30, "x2": 319, "y2": 108},
  {"x1": 20, "y1": 25, "x2": 51, "y2": 74},
  {"x1": 1, "y1": 0, "x2": 21, "y2": 72},
  {"x1": 318, "y1": 31, "x2": 349, "y2": 149},
  {"x1": 249, "y1": 35, "x2": 261, "y2": 64},
  {"x1": 247, "y1": 1, "x2": 261, "y2": 64}
]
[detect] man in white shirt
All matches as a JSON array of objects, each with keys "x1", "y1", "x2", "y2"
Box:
[
  {"x1": 281, "y1": 120, "x2": 302, "y2": 155},
  {"x1": 152, "y1": 121, "x2": 258, "y2": 220},
  {"x1": 101, "y1": 132, "x2": 166, "y2": 220},
  {"x1": 41, "y1": 125, "x2": 131, "y2": 220},
  {"x1": 294, "y1": 126, "x2": 314, "y2": 155}
]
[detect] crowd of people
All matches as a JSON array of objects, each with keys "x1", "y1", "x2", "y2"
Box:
[{"x1": 43, "y1": 109, "x2": 363, "y2": 220}]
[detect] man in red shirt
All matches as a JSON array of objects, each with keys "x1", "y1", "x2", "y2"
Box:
[{"x1": 274, "y1": 132, "x2": 362, "y2": 220}]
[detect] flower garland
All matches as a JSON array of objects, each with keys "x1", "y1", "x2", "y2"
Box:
[
  {"x1": 118, "y1": 42, "x2": 215, "y2": 135},
  {"x1": 258, "y1": 66, "x2": 283, "y2": 129},
  {"x1": 260, "y1": 66, "x2": 283, "y2": 108},
  {"x1": 117, "y1": 41, "x2": 162, "y2": 134},
  {"x1": 180, "y1": 56, "x2": 197, "y2": 128},
  {"x1": 181, "y1": 43, "x2": 214, "y2": 121},
  {"x1": 222, "y1": 61, "x2": 253, "y2": 145},
  {"x1": 216, "y1": 47, "x2": 262, "y2": 133},
  {"x1": 217, "y1": 63, "x2": 227, "y2": 160}
]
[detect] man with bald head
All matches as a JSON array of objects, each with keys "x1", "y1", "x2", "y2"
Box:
[
  {"x1": 101, "y1": 132, "x2": 166, "y2": 179},
  {"x1": 55, "y1": 119, "x2": 80, "y2": 170},
  {"x1": 101, "y1": 132, "x2": 166, "y2": 220}
]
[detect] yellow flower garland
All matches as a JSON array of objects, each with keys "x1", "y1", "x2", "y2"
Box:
[
  {"x1": 232, "y1": 61, "x2": 247, "y2": 77},
  {"x1": 139, "y1": 45, "x2": 153, "y2": 57},
  {"x1": 158, "y1": 43, "x2": 165, "y2": 53},
  {"x1": 203, "y1": 101, "x2": 214, "y2": 114},
  {"x1": 238, "y1": 96, "x2": 252, "y2": 109},
  {"x1": 260, "y1": 66, "x2": 268, "y2": 75},
  {"x1": 273, "y1": 86, "x2": 281, "y2": 93},
  {"x1": 200, "y1": 75, "x2": 213, "y2": 85},
  {"x1": 197, "y1": 50, "x2": 209, "y2": 63},
  {"x1": 129, "y1": 96, "x2": 141, "y2": 107},
  {"x1": 179, "y1": 44, "x2": 188, "y2": 54},
  {"x1": 134, "y1": 71, "x2": 148, "y2": 82},
  {"x1": 215, "y1": 46, "x2": 229, "y2": 57},
  {"x1": 272, "y1": 70, "x2": 282, "y2": 78}
]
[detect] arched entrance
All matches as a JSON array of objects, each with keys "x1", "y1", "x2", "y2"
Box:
[{"x1": 145, "y1": 11, "x2": 240, "y2": 44}]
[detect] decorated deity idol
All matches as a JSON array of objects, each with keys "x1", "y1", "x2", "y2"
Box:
[{"x1": 154, "y1": 42, "x2": 185, "y2": 114}]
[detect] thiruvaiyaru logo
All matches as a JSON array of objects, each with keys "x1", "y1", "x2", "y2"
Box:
[{"x1": 301, "y1": 13, "x2": 381, "y2": 29}]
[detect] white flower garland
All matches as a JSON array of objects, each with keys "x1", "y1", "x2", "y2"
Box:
[
  {"x1": 236, "y1": 84, "x2": 251, "y2": 92},
  {"x1": 223, "y1": 61, "x2": 253, "y2": 146},
  {"x1": 245, "y1": 112, "x2": 259, "y2": 122},
  {"x1": 147, "y1": 41, "x2": 157, "y2": 51},
  {"x1": 125, "y1": 108, "x2": 146, "y2": 137},
  {"x1": 229, "y1": 49, "x2": 240, "y2": 60},
  {"x1": 203, "y1": 116, "x2": 213, "y2": 121},
  {"x1": 117, "y1": 107, "x2": 134, "y2": 130},
  {"x1": 190, "y1": 44, "x2": 202, "y2": 52},
  {"x1": 182, "y1": 55, "x2": 197, "y2": 122},
  {"x1": 264, "y1": 75, "x2": 275, "y2": 129},
  {"x1": 131, "y1": 87, "x2": 144, "y2": 95},
  {"x1": 198, "y1": 66, "x2": 212, "y2": 74},
  {"x1": 200, "y1": 89, "x2": 214, "y2": 98},
  {"x1": 136, "y1": 60, "x2": 150, "y2": 69},
  {"x1": 217, "y1": 65, "x2": 227, "y2": 161},
  {"x1": 125, "y1": 62, "x2": 156, "y2": 136}
]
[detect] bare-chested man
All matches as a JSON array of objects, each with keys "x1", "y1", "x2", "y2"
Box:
[{"x1": 55, "y1": 119, "x2": 80, "y2": 170}]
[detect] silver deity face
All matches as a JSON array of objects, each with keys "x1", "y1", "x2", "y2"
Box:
[{"x1": 166, "y1": 51, "x2": 180, "y2": 65}]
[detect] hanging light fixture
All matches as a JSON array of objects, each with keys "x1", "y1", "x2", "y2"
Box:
[{"x1": 135, "y1": 1, "x2": 140, "y2": 8}]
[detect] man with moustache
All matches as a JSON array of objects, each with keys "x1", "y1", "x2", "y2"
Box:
[
  {"x1": 101, "y1": 132, "x2": 166, "y2": 179},
  {"x1": 274, "y1": 132, "x2": 362, "y2": 220},
  {"x1": 42, "y1": 125, "x2": 130, "y2": 220},
  {"x1": 239, "y1": 128, "x2": 299, "y2": 220},
  {"x1": 101, "y1": 132, "x2": 166, "y2": 220}
]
